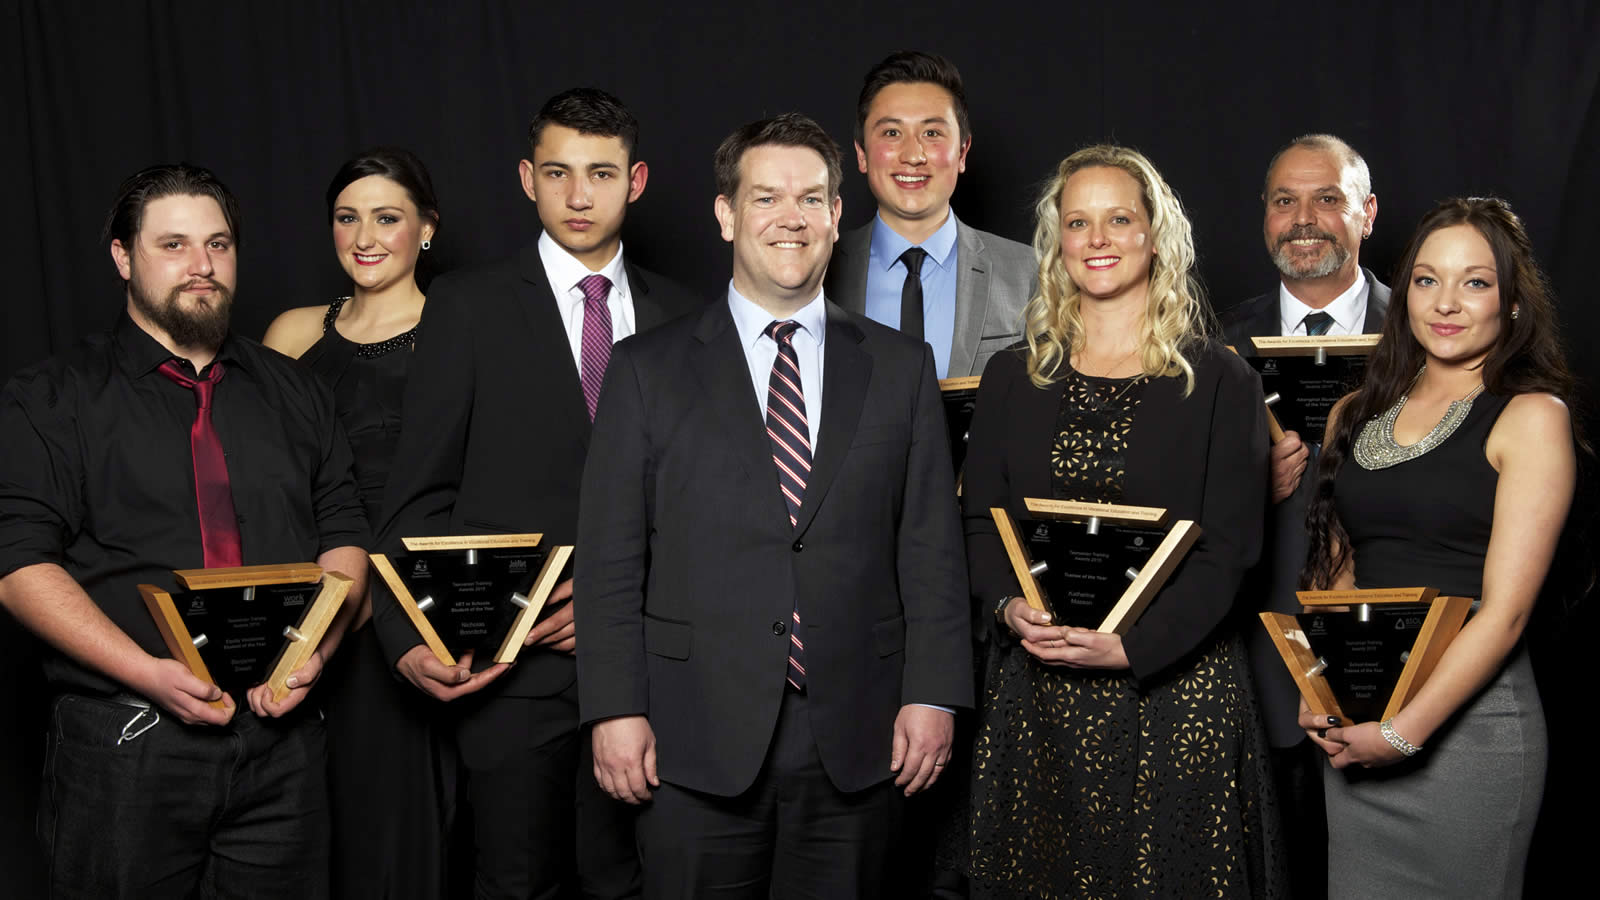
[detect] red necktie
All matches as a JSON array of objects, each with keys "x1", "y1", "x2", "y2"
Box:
[
  {"x1": 764, "y1": 320, "x2": 811, "y2": 690},
  {"x1": 579, "y1": 274, "x2": 613, "y2": 420},
  {"x1": 158, "y1": 359, "x2": 243, "y2": 568}
]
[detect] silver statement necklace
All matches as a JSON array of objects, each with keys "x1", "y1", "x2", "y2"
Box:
[{"x1": 1353, "y1": 367, "x2": 1486, "y2": 470}]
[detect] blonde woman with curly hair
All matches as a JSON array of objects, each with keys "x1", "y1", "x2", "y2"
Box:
[{"x1": 962, "y1": 146, "x2": 1285, "y2": 898}]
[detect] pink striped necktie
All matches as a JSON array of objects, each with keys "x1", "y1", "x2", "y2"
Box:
[
  {"x1": 764, "y1": 320, "x2": 811, "y2": 690},
  {"x1": 157, "y1": 359, "x2": 243, "y2": 568},
  {"x1": 578, "y1": 274, "x2": 613, "y2": 420}
]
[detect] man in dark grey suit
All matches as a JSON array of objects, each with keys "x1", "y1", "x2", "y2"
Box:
[
  {"x1": 578, "y1": 113, "x2": 971, "y2": 899},
  {"x1": 1221, "y1": 133, "x2": 1390, "y2": 900},
  {"x1": 824, "y1": 50, "x2": 1033, "y2": 380}
]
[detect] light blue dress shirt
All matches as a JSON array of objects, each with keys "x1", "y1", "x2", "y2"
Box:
[
  {"x1": 863, "y1": 211, "x2": 960, "y2": 379},
  {"x1": 726, "y1": 283, "x2": 827, "y2": 450}
]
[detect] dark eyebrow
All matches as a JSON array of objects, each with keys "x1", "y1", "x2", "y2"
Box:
[{"x1": 586, "y1": 162, "x2": 621, "y2": 172}]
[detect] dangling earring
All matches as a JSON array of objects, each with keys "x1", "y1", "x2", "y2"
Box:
[
  {"x1": 421, "y1": 239, "x2": 432, "y2": 251},
  {"x1": 1510, "y1": 307, "x2": 1519, "y2": 320}
]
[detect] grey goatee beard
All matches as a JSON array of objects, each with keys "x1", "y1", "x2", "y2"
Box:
[
  {"x1": 130, "y1": 273, "x2": 233, "y2": 351},
  {"x1": 1270, "y1": 225, "x2": 1350, "y2": 280}
]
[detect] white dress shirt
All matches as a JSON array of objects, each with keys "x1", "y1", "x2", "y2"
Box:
[
  {"x1": 726, "y1": 282, "x2": 827, "y2": 450},
  {"x1": 1278, "y1": 274, "x2": 1370, "y2": 336},
  {"x1": 538, "y1": 231, "x2": 635, "y2": 373}
]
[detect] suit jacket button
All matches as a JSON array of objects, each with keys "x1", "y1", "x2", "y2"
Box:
[
  {"x1": 772, "y1": 621, "x2": 786, "y2": 635},
  {"x1": 791, "y1": 540, "x2": 803, "y2": 552}
]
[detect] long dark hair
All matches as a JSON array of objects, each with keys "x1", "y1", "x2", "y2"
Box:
[{"x1": 1302, "y1": 196, "x2": 1582, "y2": 590}]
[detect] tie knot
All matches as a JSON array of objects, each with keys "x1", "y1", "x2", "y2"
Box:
[
  {"x1": 766, "y1": 320, "x2": 801, "y2": 344},
  {"x1": 579, "y1": 274, "x2": 612, "y2": 306},
  {"x1": 899, "y1": 246, "x2": 928, "y2": 277},
  {"x1": 158, "y1": 359, "x2": 224, "y2": 405},
  {"x1": 1302, "y1": 311, "x2": 1335, "y2": 336}
]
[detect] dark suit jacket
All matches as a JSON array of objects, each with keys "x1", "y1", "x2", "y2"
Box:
[
  {"x1": 372, "y1": 242, "x2": 704, "y2": 699},
  {"x1": 962, "y1": 341, "x2": 1269, "y2": 683},
  {"x1": 825, "y1": 218, "x2": 1035, "y2": 377},
  {"x1": 575, "y1": 298, "x2": 973, "y2": 796},
  {"x1": 1220, "y1": 267, "x2": 1391, "y2": 746}
]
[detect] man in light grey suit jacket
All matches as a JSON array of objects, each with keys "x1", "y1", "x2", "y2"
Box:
[{"x1": 823, "y1": 50, "x2": 1033, "y2": 380}]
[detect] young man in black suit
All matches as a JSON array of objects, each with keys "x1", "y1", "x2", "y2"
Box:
[
  {"x1": 1221, "y1": 133, "x2": 1390, "y2": 900},
  {"x1": 372, "y1": 88, "x2": 702, "y2": 899},
  {"x1": 577, "y1": 114, "x2": 973, "y2": 899}
]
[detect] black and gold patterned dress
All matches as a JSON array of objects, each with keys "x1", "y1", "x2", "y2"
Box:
[{"x1": 966, "y1": 364, "x2": 1282, "y2": 900}]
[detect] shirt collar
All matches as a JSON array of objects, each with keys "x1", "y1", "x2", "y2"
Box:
[
  {"x1": 726, "y1": 282, "x2": 828, "y2": 353},
  {"x1": 538, "y1": 231, "x2": 628, "y2": 302},
  {"x1": 1278, "y1": 271, "x2": 1370, "y2": 334},
  {"x1": 113, "y1": 308, "x2": 244, "y2": 378},
  {"x1": 868, "y1": 209, "x2": 960, "y2": 272}
]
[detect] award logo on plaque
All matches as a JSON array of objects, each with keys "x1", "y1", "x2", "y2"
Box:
[
  {"x1": 939, "y1": 376, "x2": 982, "y2": 493},
  {"x1": 990, "y1": 499, "x2": 1201, "y2": 633},
  {"x1": 140, "y1": 563, "x2": 354, "y2": 705},
  {"x1": 1259, "y1": 587, "x2": 1472, "y2": 722},
  {"x1": 1239, "y1": 334, "x2": 1379, "y2": 443},
  {"x1": 369, "y1": 534, "x2": 573, "y2": 668}
]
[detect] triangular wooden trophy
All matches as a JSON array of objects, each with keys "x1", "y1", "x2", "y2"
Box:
[
  {"x1": 990, "y1": 499, "x2": 1201, "y2": 633},
  {"x1": 369, "y1": 534, "x2": 573, "y2": 669},
  {"x1": 1237, "y1": 334, "x2": 1380, "y2": 443},
  {"x1": 1259, "y1": 587, "x2": 1473, "y2": 723},
  {"x1": 939, "y1": 375, "x2": 982, "y2": 496},
  {"x1": 140, "y1": 563, "x2": 355, "y2": 706}
]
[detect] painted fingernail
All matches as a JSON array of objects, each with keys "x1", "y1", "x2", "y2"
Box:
[
  {"x1": 1327, "y1": 716, "x2": 1340, "y2": 725},
  {"x1": 1317, "y1": 729, "x2": 1327, "y2": 739}
]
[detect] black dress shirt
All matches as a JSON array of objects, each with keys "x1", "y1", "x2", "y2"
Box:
[{"x1": 0, "y1": 312, "x2": 369, "y2": 694}]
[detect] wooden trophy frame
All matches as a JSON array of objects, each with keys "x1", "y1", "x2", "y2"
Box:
[
  {"x1": 1230, "y1": 334, "x2": 1380, "y2": 443},
  {"x1": 369, "y1": 534, "x2": 573, "y2": 667},
  {"x1": 939, "y1": 375, "x2": 983, "y2": 495},
  {"x1": 991, "y1": 499, "x2": 1201, "y2": 634},
  {"x1": 140, "y1": 563, "x2": 354, "y2": 705},
  {"x1": 1259, "y1": 586, "x2": 1472, "y2": 721}
]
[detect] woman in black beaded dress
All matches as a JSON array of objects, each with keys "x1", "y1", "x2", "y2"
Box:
[
  {"x1": 264, "y1": 147, "x2": 448, "y2": 899},
  {"x1": 1298, "y1": 198, "x2": 1578, "y2": 899},
  {"x1": 962, "y1": 145, "x2": 1284, "y2": 899}
]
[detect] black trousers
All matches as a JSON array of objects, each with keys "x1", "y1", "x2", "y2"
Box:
[
  {"x1": 454, "y1": 683, "x2": 640, "y2": 900},
  {"x1": 1272, "y1": 739, "x2": 1328, "y2": 900},
  {"x1": 635, "y1": 691, "x2": 901, "y2": 900},
  {"x1": 38, "y1": 693, "x2": 329, "y2": 900}
]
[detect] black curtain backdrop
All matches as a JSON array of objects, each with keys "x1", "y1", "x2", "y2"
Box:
[{"x1": 4, "y1": 0, "x2": 1597, "y2": 893}]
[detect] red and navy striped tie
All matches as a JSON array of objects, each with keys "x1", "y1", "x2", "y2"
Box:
[{"x1": 765, "y1": 320, "x2": 810, "y2": 690}]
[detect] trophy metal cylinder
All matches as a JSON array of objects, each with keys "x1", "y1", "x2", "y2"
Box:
[
  {"x1": 282, "y1": 626, "x2": 305, "y2": 643},
  {"x1": 1264, "y1": 391, "x2": 1282, "y2": 407},
  {"x1": 191, "y1": 633, "x2": 209, "y2": 649},
  {"x1": 1357, "y1": 603, "x2": 1372, "y2": 623},
  {"x1": 465, "y1": 549, "x2": 479, "y2": 566},
  {"x1": 242, "y1": 586, "x2": 255, "y2": 602},
  {"x1": 1028, "y1": 560, "x2": 1049, "y2": 578},
  {"x1": 510, "y1": 592, "x2": 530, "y2": 609},
  {"x1": 416, "y1": 595, "x2": 436, "y2": 613},
  {"x1": 1124, "y1": 567, "x2": 1140, "y2": 581},
  {"x1": 1306, "y1": 656, "x2": 1329, "y2": 677},
  {"x1": 1314, "y1": 347, "x2": 1329, "y2": 366},
  {"x1": 1085, "y1": 516, "x2": 1102, "y2": 536}
]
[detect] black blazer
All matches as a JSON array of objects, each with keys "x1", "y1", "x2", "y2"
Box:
[
  {"x1": 1220, "y1": 269, "x2": 1390, "y2": 746},
  {"x1": 962, "y1": 341, "x2": 1269, "y2": 683},
  {"x1": 575, "y1": 298, "x2": 973, "y2": 796},
  {"x1": 372, "y1": 242, "x2": 704, "y2": 698}
]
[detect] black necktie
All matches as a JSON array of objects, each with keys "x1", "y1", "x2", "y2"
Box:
[
  {"x1": 1302, "y1": 311, "x2": 1334, "y2": 336},
  {"x1": 899, "y1": 247, "x2": 929, "y2": 341}
]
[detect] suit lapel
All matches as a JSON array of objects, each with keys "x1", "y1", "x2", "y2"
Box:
[
  {"x1": 949, "y1": 220, "x2": 990, "y2": 377},
  {"x1": 826, "y1": 225, "x2": 872, "y2": 314},
  {"x1": 794, "y1": 304, "x2": 869, "y2": 536},
  {"x1": 516, "y1": 244, "x2": 592, "y2": 442},
  {"x1": 1361, "y1": 268, "x2": 1391, "y2": 334},
  {"x1": 626, "y1": 260, "x2": 669, "y2": 331},
  {"x1": 690, "y1": 302, "x2": 776, "y2": 495}
]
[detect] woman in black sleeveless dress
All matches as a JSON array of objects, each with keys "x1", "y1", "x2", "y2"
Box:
[
  {"x1": 963, "y1": 145, "x2": 1284, "y2": 898},
  {"x1": 1300, "y1": 198, "x2": 1579, "y2": 898},
  {"x1": 264, "y1": 148, "x2": 447, "y2": 899}
]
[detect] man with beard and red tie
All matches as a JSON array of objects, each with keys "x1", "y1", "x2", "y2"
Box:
[
  {"x1": 578, "y1": 114, "x2": 972, "y2": 900},
  {"x1": 1220, "y1": 134, "x2": 1391, "y2": 900},
  {"x1": 0, "y1": 164, "x2": 370, "y2": 898},
  {"x1": 371, "y1": 88, "x2": 702, "y2": 898}
]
